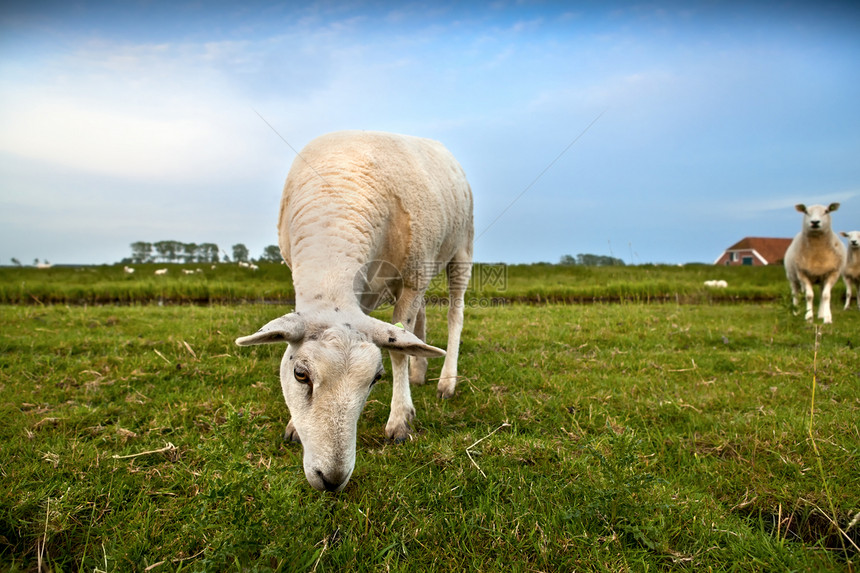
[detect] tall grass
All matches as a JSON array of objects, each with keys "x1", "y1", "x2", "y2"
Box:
[
  {"x1": 0, "y1": 262, "x2": 831, "y2": 306},
  {"x1": 0, "y1": 264, "x2": 295, "y2": 305}
]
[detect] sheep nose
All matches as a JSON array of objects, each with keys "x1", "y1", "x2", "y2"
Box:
[
  {"x1": 810, "y1": 220, "x2": 821, "y2": 228},
  {"x1": 316, "y1": 469, "x2": 347, "y2": 492}
]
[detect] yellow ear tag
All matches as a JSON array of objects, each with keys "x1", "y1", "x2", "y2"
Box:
[{"x1": 394, "y1": 322, "x2": 404, "y2": 329}]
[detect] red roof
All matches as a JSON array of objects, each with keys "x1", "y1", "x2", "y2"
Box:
[{"x1": 723, "y1": 237, "x2": 793, "y2": 264}]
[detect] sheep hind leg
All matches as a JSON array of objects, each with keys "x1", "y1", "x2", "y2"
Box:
[
  {"x1": 788, "y1": 277, "x2": 801, "y2": 315},
  {"x1": 437, "y1": 257, "x2": 472, "y2": 399},
  {"x1": 408, "y1": 300, "x2": 428, "y2": 385},
  {"x1": 799, "y1": 276, "x2": 815, "y2": 322},
  {"x1": 819, "y1": 274, "x2": 838, "y2": 324},
  {"x1": 845, "y1": 278, "x2": 852, "y2": 311}
]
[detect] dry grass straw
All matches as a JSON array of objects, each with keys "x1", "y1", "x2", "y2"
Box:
[{"x1": 808, "y1": 324, "x2": 859, "y2": 555}]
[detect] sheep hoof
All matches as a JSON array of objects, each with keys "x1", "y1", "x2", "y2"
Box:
[
  {"x1": 436, "y1": 379, "x2": 457, "y2": 400},
  {"x1": 385, "y1": 421, "x2": 413, "y2": 443},
  {"x1": 284, "y1": 420, "x2": 301, "y2": 443}
]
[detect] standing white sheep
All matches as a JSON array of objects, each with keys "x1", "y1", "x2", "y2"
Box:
[
  {"x1": 235, "y1": 131, "x2": 474, "y2": 492},
  {"x1": 154, "y1": 268, "x2": 168, "y2": 276},
  {"x1": 784, "y1": 203, "x2": 845, "y2": 323},
  {"x1": 840, "y1": 230, "x2": 860, "y2": 310}
]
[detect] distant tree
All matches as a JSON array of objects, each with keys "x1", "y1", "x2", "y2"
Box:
[
  {"x1": 197, "y1": 243, "x2": 220, "y2": 263},
  {"x1": 130, "y1": 242, "x2": 153, "y2": 264},
  {"x1": 34, "y1": 258, "x2": 39, "y2": 266},
  {"x1": 559, "y1": 254, "x2": 577, "y2": 266},
  {"x1": 153, "y1": 240, "x2": 184, "y2": 263},
  {"x1": 574, "y1": 253, "x2": 626, "y2": 267},
  {"x1": 11, "y1": 257, "x2": 21, "y2": 266},
  {"x1": 259, "y1": 245, "x2": 282, "y2": 263},
  {"x1": 182, "y1": 242, "x2": 199, "y2": 264},
  {"x1": 232, "y1": 243, "x2": 250, "y2": 263}
]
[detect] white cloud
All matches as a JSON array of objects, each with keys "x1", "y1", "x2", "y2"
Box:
[{"x1": 0, "y1": 37, "x2": 285, "y2": 185}]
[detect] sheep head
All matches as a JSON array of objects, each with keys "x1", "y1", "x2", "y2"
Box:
[
  {"x1": 795, "y1": 203, "x2": 839, "y2": 234},
  {"x1": 236, "y1": 312, "x2": 444, "y2": 492},
  {"x1": 841, "y1": 231, "x2": 860, "y2": 249}
]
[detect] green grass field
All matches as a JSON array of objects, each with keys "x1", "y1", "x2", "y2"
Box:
[{"x1": 1, "y1": 265, "x2": 858, "y2": 571}]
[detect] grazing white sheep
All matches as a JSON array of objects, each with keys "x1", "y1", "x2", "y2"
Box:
[
  {"x1": 236, "y1": 130, "x2": 473, "y2": 492},
  {"x1": 154, "y1": 268, "x2": 168, "y2": 276},
  {"x1": 182, "y1": 269, "x2": 196, "y2": 275},
  {"x1": 248, "y1": 263, "x2": 259, "y2": 271},
  {"x1": 784, "y1": 203, "x2": 845, "y2": 323},
  {"x1": 840, "y1": 230, "x2": 860, "y2": 310},
  {"x1": 704, "y1": 280, "x2": 728, "y2": 288},
  {"x1": 238, "y1": 261, "x2": 250, "y2": 268},
  {"x1": 123, "y1": 266, "x2": 135, "y2": 274}
]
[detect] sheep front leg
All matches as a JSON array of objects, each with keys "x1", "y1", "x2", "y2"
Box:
[
  {"x1": 385, "y1": 350, "x2": 414, "y2": 442},
  {"x1": 385, "y1": 289, "x2": 423, "y2": 442}
]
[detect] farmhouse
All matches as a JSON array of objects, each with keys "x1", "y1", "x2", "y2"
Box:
[{"x1": 714, "y1": 237, "x2": 793, "y2": 266}]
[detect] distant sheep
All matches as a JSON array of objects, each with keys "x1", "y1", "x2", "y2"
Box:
[
  {"x1": 248, "y1": 263, "x2": 259, "y2": 271},
  {"x1": 841, "y1": 230, "x2": 860, "y2": 310},
  {"x1": 784, "y1": 203, "x2": 845, "y2": 323},
  {"x1": 154, "y1": 268, "x2": 168, "y2": 276},
  {"x1": 704, "y1": 280, "x2": 728, "y2": 288},
  {"x1": 236, "y1": 130, "x2": 473, "y2": 492},
  {"x1": 123, "y1": 266, "x2": 135, "y2": 274},
  {"x1": 238, "y1": 261, "x2": 250, "y2": 268},
  {"x1": 182, "y1": 269, "x2": 196, "y2": 275}
]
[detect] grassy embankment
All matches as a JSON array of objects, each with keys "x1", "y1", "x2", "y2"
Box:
[{"x1": 0, "y1": 262, "x2": 824, "y2": 305}]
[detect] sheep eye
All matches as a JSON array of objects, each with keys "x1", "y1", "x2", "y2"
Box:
[
  {"x1": 294, "y1": 366, "x2": 311, "y2": 385},
  {"x1": 371, "y1": 370, "x2": 384, "y2": 387}
]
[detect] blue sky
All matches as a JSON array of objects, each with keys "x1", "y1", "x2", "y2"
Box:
[{"x1": 1, "y1": 1, "x2": 859, "y2": 265}]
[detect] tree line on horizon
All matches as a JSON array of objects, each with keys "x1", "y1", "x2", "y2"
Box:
[
  {"x1": 7, "y1": 245, "x2": 625, "y2": 267},
  {"x1": 125, "y1": 241, "x2": 282, "y2": 265},
  {"x1": 559, "y1": 253, "x2": 626, "y2": 267}
]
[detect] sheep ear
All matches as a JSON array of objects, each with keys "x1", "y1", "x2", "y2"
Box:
[
  {"x1": 236, "y1": 313, "x2": 305, "y2": 346},
  {"x1": 828, "y1": 202, "x2": 840, "y2": 212},
  {"x1": 795, "y1": 204, "x2": 807, "y2": 213},
  {"x1": 842, "y1": 231, "x2": 849, "y2": 238},
  {"x1": 362, "y1": 317, "x2": 446, "y2": 358}
]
